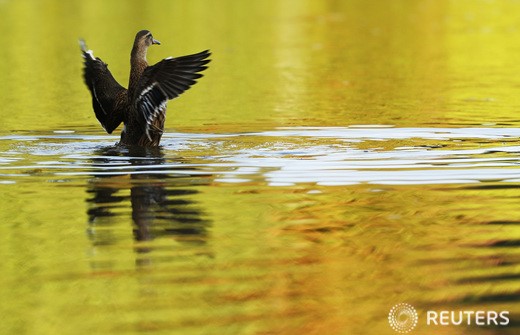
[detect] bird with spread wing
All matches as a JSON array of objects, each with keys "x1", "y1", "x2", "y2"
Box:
[{"x1": 80, "y1": 30, "x2": 210, "y2": 146}]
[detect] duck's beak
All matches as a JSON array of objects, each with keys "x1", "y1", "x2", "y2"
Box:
[{"x1": 152, "y1": 38, "x2": 161, "y2": 45}]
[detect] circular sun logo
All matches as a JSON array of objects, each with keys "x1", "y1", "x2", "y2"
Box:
[{"x1": 388, "y1": 303, "x2": 418, "y2": 333}]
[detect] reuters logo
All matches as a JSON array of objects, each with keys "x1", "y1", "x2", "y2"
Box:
[{"x1": 388, "y1": 303, "x2": 418, "y2": 333}]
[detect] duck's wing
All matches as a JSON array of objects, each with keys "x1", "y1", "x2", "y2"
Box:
[
  {"x1": 134, "y1": 50, "x2": 211, "y2": 140},
  {"x1": 80, "y1": 40, "x2": 126, "y2": 134}
]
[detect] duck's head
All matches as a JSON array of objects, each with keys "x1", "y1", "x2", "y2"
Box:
[{"x1": 134, "y1": 30, "x2": 161, "y2": 49}]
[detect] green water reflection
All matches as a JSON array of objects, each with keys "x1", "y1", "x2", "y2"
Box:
[
  {"x1": 2, "y1": 0, "x2": 520, "y2": 132},
  {"x1": 1, "y1": 0, "x2": 520, "y2": 334}
]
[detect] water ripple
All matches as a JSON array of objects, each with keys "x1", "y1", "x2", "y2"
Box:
[{"x1": 0, "y1": 127, "x2": 519, "y2": 186}]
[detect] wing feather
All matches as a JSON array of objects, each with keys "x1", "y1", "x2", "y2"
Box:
[
  {"x1": 133, "y1": 50, "x2": 211, "y2": 139},
  {"x1": 80, "y1": 40, "x2": 127, "y2": 134}
]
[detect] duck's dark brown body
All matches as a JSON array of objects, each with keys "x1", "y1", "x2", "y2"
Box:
[{"x1": 80, "y1": 30, "x2": 210, "y2": 146}]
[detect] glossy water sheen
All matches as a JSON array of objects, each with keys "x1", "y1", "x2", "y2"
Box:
[{"x1": 1, "y1": 1, "x2": 520, "y2": 334}]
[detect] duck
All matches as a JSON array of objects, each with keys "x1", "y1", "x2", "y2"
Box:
[{"x1": 80, "y1": 30, "x2": 210, "y2": 146}]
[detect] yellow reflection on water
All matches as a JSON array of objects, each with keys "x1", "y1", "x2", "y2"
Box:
[{"x1": 1, "y1": 0, "x2": 520, "y2": 132}]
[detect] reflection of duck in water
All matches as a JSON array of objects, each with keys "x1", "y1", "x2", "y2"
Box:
[
  {"x1": 80, "y1": 30, "x2": 210, "y2": 146},
  {"x1": 86, "y1": 146, "x2": 210, "y2": 246}
]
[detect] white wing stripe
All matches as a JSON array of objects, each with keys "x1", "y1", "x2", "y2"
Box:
[
  {"x1": 136, "y1": 82, "x2": 170, "y2": 141},
  {"x1": 138, "y1": 83, "x2": 157, "y2": 100},
  {"x1": 91, "y1": 80, "x2": 107, "y2": 116}
]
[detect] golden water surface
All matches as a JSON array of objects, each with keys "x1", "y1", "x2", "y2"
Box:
[{"x1": 0, "y1": 1, "x2": 519, "y2": 334}]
